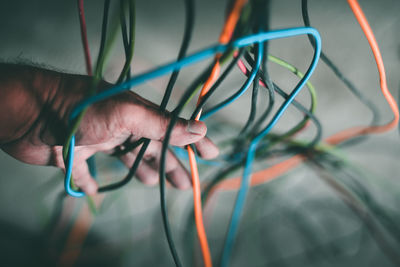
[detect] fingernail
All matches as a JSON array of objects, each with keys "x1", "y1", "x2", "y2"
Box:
[{"x1": 187, "y1": 121, "x2": 205, "y2": 135}]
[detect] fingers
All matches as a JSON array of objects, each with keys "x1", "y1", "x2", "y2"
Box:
[
  {"x1": 194, "y1": 136, "x2": 219, "y2": 160},
  {"x1": 115, "y1": 95, "x2": 207, "y2": 146},
  {"x1": 142, "y1": 141, "x2": 191, "y2": 189},
  {"x1": 71, "y1": 161, "x2": 98, "y2": 196},
  {"x1": 119, "y1": 151, "x2": 159, "y2": 186},
  {"x1": 164, "y1": 154, "x2": 192, "y2": 190},
  {"x1": 155, "y1": 147, "x2": 192, "y2": 190},
  {"x1": 119, "y1": 141, "x2": 192, "y2": 190},
  {"x1": 49, "y1": 145, "x2": 99, "y2": 196},
  {"x1": 135, "y1": 161, "x2": 159, "y2": 186}
]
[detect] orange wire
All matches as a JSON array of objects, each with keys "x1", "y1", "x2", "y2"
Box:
[
  {"x1": 187, "y1": 0, "x2": 247, "y2": 266},
  {"x1": 188, "y1": 146, "x2": 212, "y2": 267},
  {"x1": 207, "y1": 0, "x2": 399, "y2": 199},
  {"x1": 59, "y1": 195, "x2": 105, "y2": 266}
]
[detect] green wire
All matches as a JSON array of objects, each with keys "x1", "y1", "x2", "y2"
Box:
[
  {"x1": 249, "y1": 54, "x2": 318, "y2": 148},
  {"x1": 182, "y1": 3, "x2": 253, "y2": 109},
  {"x1": 218, "y1": 53, "x2": 318, "y2": 149},
  {"x1": 267, "y1": 54, "x2": 317, "y2": 139},
  {"x1": 117, "y1": 0, "x2": 135, "y2": 83},
  {"x1": 181, "y1": 49, "x2": 238, "y2": 109},
  {"x1": 94, "y1": 0, "x2": 136, "y2": 213},
  {"x1": 62, "y1": 0, "x2": 134, "y2": 193}
]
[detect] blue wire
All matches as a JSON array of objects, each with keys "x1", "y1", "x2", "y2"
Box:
[
  {"x1": 64, "y1": 27, "x2": 321, "y2": 199},
  {"x1": 201, "y1": 44, "x2": 261, "y2": 119},
  {"x1": 64, "y1": 136, "x2": 83, "y2": 197},
  {"x1": 220, "y1": 30, "x2": 321, "y2": 267},
  {"x1": 219, "y1": 39, "x2": 263, "y2": 267}
]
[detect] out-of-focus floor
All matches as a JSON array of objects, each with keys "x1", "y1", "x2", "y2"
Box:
[{"x1": 0, "y1": 0, "x2": 399, "y2": 266}]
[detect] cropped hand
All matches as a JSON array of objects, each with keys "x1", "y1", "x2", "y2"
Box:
[{"x1": 0, "y1": 64, "x2": 219, "y2": 195}]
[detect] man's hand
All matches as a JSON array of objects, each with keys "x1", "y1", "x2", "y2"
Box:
[{"x1": 0, "y1": 63, "x2": 219, "y2": 195}]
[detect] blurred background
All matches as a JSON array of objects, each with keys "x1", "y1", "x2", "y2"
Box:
[{"x1": 0, "y1": 0, "x2": 399, "y2": 266}]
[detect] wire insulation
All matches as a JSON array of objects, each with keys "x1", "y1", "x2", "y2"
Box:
[{"x1": 208, "y1": 0, "x2": 399, "y2": 203}]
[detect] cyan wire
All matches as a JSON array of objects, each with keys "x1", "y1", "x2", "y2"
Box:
[
  {"x1": 218, "y1": 40, "x2": 263, "y2": 267},
  {"x1": 65, "y1": 136, "x2": 79, "y2": 197},
  {"x1": 64, "y1": 27, "x2": 321, "y2": 198},
  {"x1": 63, "y1": 0, "x2": 120, "y2": 196},
  {"x1": 68, "y1": 28, "x2": 320, "y2": 119},
  {"x1": 220, "y1": 30, "x2": 321, "y2": 266},
  {"x1": 201, "y1": 46, "x2": 261, "y2": 119}
]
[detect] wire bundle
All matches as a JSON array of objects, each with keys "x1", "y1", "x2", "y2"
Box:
[{"x1": 62, "y1": 0, "x2": 399, "y2": 266}]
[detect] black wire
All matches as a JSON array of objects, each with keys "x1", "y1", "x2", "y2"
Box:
[
  {"x1": 157, "y1": 46, "x2": 241, "y2": 264},
  {"x1": 239, "y1": 71, "x2": 260, "y2": 136},
  {"x1": 184, "y1": 48, "x2": 322, "y2": 260},
  {"x1": 97, "y1": 0, "x2": 138, "y2": 191},
  {"x1": 98, "y1": 0, "x2": 194, "y2": 195},
  {"x1": 159, "y1": 43, "x2": 239, "y2": 266},
  {"x1": 199, "y1": 3, "x2": 259, "y2": 119},
  {"x1": 231, "y1": 48, "x2": 261, "y2": 157},
  {"x1": 301, "y1": 0, "x2": 380, "y2": 147},
  {"x1": 94, "y1": 0, "x2": 111, "y2": 77},
  {"x1": 266, "y1": 82, "x2": 322, "y2": 147},
  {"x1": 141, "y1": 0, "x2": 195, "y2": 263},
  {"x1": 184, "y1": 140, "x2": 318, "y2": 257},
  {"x1": 197, "y1": 31, "x2": 322, "y2": 201},
  {"x1": 308, "y1": 159, "x2": 400, "y2": 266},
  {"x1": 149, "y1": 0, "x2": 195, "y2": 265},
  {"x1": 202, "y1": 54, "x2": 254, "y2": 117},
  {"x1": 190, "y1": 0, "x2": 256, "y2": 120},
  {"x1": 320, "y1": 159, "x2": 400, "y2": 246},
  {"x1": 190, "y1": 48, "x2": 246, "y2": 120},
  {"x1": 237, "y1": 2, "x2": 265, "y2": 137},
  {"x1": 180, "y1": 26, "x2": 249, "y2": 264},
  {"x1": 203, "y1": 146, "x2": 400, "y2": 267},
  {"x1": 227, "y1": 1, "x2": 276, "y2": 161},
  {"x1": 249, "y1": 0, "x2": 276, "y2": 135},
  {"x1": 119, "y1": 0, "x2": 134, "y2": 81},
  {"x1": 119, "y1": 0, "x2": 129, "y2": 57},
  {"x1": 100, "y1": 0, "x2": 196, "y2": 264},
  {"x1": 241, "y1": 51, "x2": 275, "y2": 135},
  {"x1": 238, "y1": 54, "x2": 323, "y2": 148},
  {"x1": 199, "y1": 141, "x2": 306, "y2": 207},
  {"x1": 159, "y1": 80, "x2": 207, "y2": 267},
  {"x1": 201, "y1": 50, "x2": 260, "y2": 118},
  {"x1": 98, "y1": 141, "x2": 149, "y2": 192}
]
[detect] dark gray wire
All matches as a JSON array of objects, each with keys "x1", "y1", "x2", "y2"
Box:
[
  {"x1": 251, "y1": 0, "x2": 276, "y2": 134},
  {"x1": 238, "y1": 54, "x2": 323, "y2": 148},
  {"x1": 302, "y1": 0, "x2": 380, "y2": 130}
]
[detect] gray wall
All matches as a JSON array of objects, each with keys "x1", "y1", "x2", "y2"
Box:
[{"x1": 0, "y1": 0, "x2": 399, "y2": 266}]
